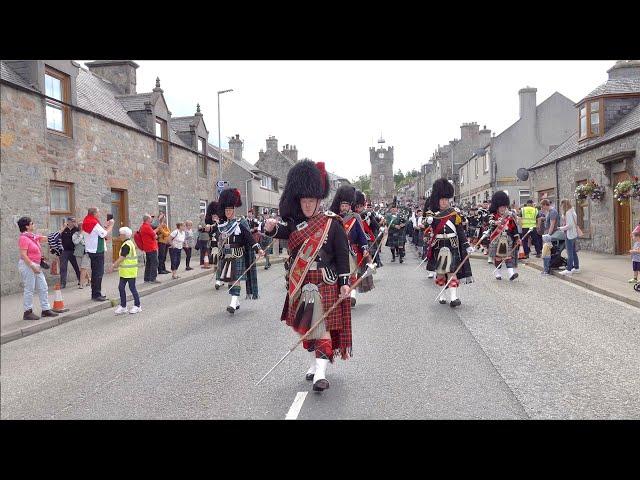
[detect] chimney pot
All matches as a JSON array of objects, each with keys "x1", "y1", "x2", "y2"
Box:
[{"x1": 85, "y1": 60, "x2": 139, "y2": 95}]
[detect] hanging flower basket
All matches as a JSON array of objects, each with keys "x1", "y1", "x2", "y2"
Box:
[
  {"x1": 614, "y1": 180, "x2": 634, "y2": 205},
  {"x1": 575, "y1": 184, "x2": 591, "y2": 200},
  {"x1": 631, "y1": 176, "x2": 640, "y2": 199},
  {"x1": 575, "y1": 179, "x2": 605, "y2": 201}
]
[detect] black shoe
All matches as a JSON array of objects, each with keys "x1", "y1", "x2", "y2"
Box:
[
  {"x1": 438, "y1": 299, "x2": 447, "y2": 305},
  {"x1": 305, "y1": 373, "x2": 315, "y2": 381},
  {"x1": 60, "y1": 284, "x2": 66, "y2": 289},
  {"x1": 535, "y1": 254, "x2": 541, "y2": 258},
  {"x1": 158, "y1": 271, "x2": 169, "y2": 275},
  {"x1": 148, "y1": 279, "x2": 162, "y2": 284},
  {"x1": 265, "y1": 264, "x2": 271, "y2": 270},
  {"x1": 391, "y1": 257, "x2": 396, "y2": 262},
  {"x1": 509, "y1": 273, "x2": 519, "y2": 281},
  {"x1": 23, "y1": 309, "x2": 40, "y2": 320},
  {"x1": 450, "y1": 299, "x2": 461, "y2": 308},
  {"x1": 226, "y1": 306, "x2": 235, "y2": 314},
  {"x1": 399, "y1": 258, "x2": 404, "y2": 263},
  {"x1": 350, "y1": 297, "x2": 356, "y2": 307},
  {"x1": 215, "y1": 283, "x2": 221, "y2": 290},
  {"x1": 313, "y1": 379, "x2": 330, "y2": 392},
  {"x1": 41, "y1": 309, "x2": 59, "y2": 317},
  {"x1": 185, "y1": 267, "x2": 193, "y2": 271},
  {"x1": 92, "y1": 296, "x2": 108, "y2": 301}
]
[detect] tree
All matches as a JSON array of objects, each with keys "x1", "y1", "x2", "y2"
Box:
[{"x1": 351, "y1": 174, "x2": 371, "y2": 196}]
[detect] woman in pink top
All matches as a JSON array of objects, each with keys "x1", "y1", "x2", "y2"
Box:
[{"x1": 17, "y1": 217, "x2": 58, "y2": 321}]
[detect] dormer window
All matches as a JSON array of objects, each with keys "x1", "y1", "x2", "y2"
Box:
[
  {"x1": 579, "y1": 99, "x2": 603, "y2": 140},
  {"x1": 45, "y1": 66, "x2": 72, "y2": 136},
  {"x1": 198, "y1": 137, "x2": 206, "y2": 154},
  {"x1": 155, "y1": 118, "x2": 168, "y2": 162}
]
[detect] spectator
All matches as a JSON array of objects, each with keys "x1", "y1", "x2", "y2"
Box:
[
  {"x1": 519, "y1": 199, "x2": 541, "y2": 259},
  {"x1": 558, "y1": 198, "x2": 582, "y2": 275},
  {"x1": 59, "y1": 216, "x2": 82, "y2": 288},
  {"x1": 183, "y1": 220, "x2": 195, "y2": 271},
  {"x1": 17, "y1": 216, "x2": 59, "y2": 320},
  {"x1": 540, "y1": 199, "x2": 560, "y2": 236},
  {"x1": 197, "y1": 213, "x2": 211, "y2": 268},
  {"x1": 628, "y1": 228, "x2": 640, "y2": 283},
  {"x1": 109, "y1": 226, "x2": 141, "y2": 315},
  {"x1": 72, "y1": 227, "x2": 91, "y2": 289},
  {"x1": 139, "y1": 214, "x2": 160, "y2": 284},
  {"x1": 541, "y1": 234, "x2": 552, "y2": 275},
  {"x1": 156, "y1": 217, "x2": 171, "y2": 275},
  {"x1": 82, "y1": 207, "x2": 115, "y2": 302},
  {"x1": 168, "y1": 222, "x2": 186, "y2": 279}
]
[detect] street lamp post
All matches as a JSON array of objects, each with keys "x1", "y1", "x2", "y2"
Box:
[{"x1": 217, "y1": 89, "x2": 234, "y2": 198}]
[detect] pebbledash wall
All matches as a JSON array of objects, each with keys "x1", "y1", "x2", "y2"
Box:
[
  {"x1": 530, "y1": 132, "x2": 640, "y2": 253},
  {"x1": 0, "y1": 81, "x2": 218, "y2": 295}
]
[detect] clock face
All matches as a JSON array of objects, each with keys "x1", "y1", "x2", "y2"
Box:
[{"x1": 378, "y1": 152, "x2": 384, "y2": 159}]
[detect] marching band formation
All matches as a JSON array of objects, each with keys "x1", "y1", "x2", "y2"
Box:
[{"x1": 200, "y1": 161, "x2": 528, "y2": 394}]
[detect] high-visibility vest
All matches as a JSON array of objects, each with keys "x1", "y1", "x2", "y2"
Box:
[
  {"x1": 119, "y1": 239, "x2": 138, "y2": 278},
  {"x1": 521, "y1": 206, "x2": 538, "y2": 229}
]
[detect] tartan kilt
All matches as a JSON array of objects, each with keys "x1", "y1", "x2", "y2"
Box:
[
  {"x1": 357, "y1": 262, "x2": 375, "y2": 293},
  {"x1": 280, "y1": 269, "x2": 352, "y2": 359},
  {"x1": 260, "y1": 235, "x2": 273, "y2": 254},
  {"x1": 386, "y1": 232, "x2": 405, "y2": 248},
  {"x1": 489, "y1": 236, "x2": 518, "y2": 267},
  {"x1": 221, "y1": 255, "x2": 246, "y2": 283}
]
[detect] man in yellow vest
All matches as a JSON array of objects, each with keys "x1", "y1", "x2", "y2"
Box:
[
  {"x1": 109, "y1": 226, "x2": 142, "y2": 315},
  {"x1": 519, "y1": 199, "x2": 541, "y2": 258}
]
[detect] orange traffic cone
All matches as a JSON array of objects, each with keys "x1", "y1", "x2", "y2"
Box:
[
  {"x1": 203, "y1": 253, "x2": 210, "y2": 269},
  {"x1": 518, "y1": 243, "x2": 526, "y2": 260},
  {"x1": 52, "y1": 283, "x2": 69, "y2": 313}
]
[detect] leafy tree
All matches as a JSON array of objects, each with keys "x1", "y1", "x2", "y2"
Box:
[{"x1": 351, "y1": 174, "x2": 371, "y2": 196}]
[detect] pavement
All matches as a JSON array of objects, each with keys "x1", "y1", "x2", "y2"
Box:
[
  {"x1": 469, "y1": 248, "x2": 640, "y2": 309},
  {"x1": 1, "y1": 253, "x2": 286, "y2": 344},
  {"x1": 1, "y1": 245, "x2": 638, "y2": 419}
]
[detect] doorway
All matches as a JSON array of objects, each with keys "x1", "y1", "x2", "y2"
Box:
[
  {"x1": 111, "y1": 189, "x2": 128, "y2": 261},
  {"x1": 613, "y1": 172, "x2": 631, "y2": 255}
]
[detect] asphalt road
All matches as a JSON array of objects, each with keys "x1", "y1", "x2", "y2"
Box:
[{"x1": 2, "y1": 244, "x2": 639, "y2": 419}]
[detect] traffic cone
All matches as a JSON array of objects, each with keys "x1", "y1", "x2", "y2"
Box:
[
  {"x1": 52, "y1": 283, "x2": 69, "y2": 313},
  {"x1": 518, "y1": 243, "x2": 526, "y2": 260},
  {"x1": 203, "y1": 253, "x2": 210, "y2": 269}
]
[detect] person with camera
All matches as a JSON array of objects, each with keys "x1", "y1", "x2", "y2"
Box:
[
  {"x1": 17, "y1": 216, "x2": 59, "y2": 320},
  {"x1": 82, "y1": 207, "x2": 115, "y2": 302},
  {"x1": 59, "y1": 217, "x2": 82, "y2": 289}
]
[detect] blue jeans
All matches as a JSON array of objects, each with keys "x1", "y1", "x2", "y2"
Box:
[
  {"x1": 543, "y1": 257, "x2": 551, "y2": 273},
  {"x1": 118, "y1": 277, "x2": 140, "y2": 307},
  {"x1": 565, "y1": 238, "x2": 579, "y2": 271},
  {"x1": 18, "y1": 259, "x2": 51, "y2": 312}
]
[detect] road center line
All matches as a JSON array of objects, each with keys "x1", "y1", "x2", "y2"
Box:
[{"x1": 285, "y1": 392, "x2": 308, "y2": 420}]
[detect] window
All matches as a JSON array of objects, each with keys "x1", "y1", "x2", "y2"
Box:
[
  {"x1": 198, "y1": 137, "x2": 206, "y2": 154},
  {"x1": 158, "y1": 194, "x2": 169, "y2": 223},
  {"x1": 261, "y1": 176, "x2": 273, "y2": 190},
  {"x1": 155, "y1": 118, "x2": 168, "y2": 162},
  {"x1": 200, "y1": 200, "x2": 207, "y2": 215},
  {"x1": 537, "y1": 188, "x2": 556, "y2": 206},
  {"x1": 466, "y1": 164, "x2": 469, "y2": 184},
  {"x1": 483, "y1": 154, "x2": 489, "y2": 173},
  {"x1": 50, "y1": 181, "x2": 74, "y2": 229},
  {"x1": 579, "y1": 99, "x2": 603, "y2": 140},
  {"x1": 575, "y1": 180, "x2": 591, "y2": 235},
  {"x1": 45, "y1": 67, "x2": 72, "y2": 136},
  {"x1": 475, "y1": 158, "x2": 478, "y2": 178},
  {"x1": 198, "y1": 155, "x2": 207, "y2": 178},
  {"x1": 519, "y1": 189, "x2": 531, "y2": 207}
]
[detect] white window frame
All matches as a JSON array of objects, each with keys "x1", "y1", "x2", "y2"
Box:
[
  {"x1": 483, "y1": 154, "x2": 489, "y2": 173},
  {"x1": 199, "y1": 200, "x2": 207, "y2": 215},
  {"x1": 158, "y1": 194, "x2": 169, "y2": 224},
  {"x1": 519, "y1": 189, "x2": 531, "y2": 206},
  {"x1": 261, "y1": 176, "x2": 273, "y2": 190}
]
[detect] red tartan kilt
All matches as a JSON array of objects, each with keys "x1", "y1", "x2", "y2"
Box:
[{"x1": 280, "y1": 269, "x2": 352, "y2": 357}]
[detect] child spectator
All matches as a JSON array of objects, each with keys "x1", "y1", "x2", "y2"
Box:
[
  {"x1": 109, "y1": 227, "x2": 141, "y2": 315},
  {"x1": 169, "y1": 222, "x2": 186, "y2": 279},
  {"x1": 183, "y1": 220, "x2": 195, "y2": 271},
  {"x1": 629, "y1": 227, "x2": 640, "y2": 283},
  {"x1": 541, "y1": 234, "x2": 552, "y2": 275}
]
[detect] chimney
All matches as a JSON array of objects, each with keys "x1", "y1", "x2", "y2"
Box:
[
  {"x1": 85, "y1": 60, "x2": 139, "y2": 95},
  {"x1": 479, "y1": 125, "x2": 491, "y2": 146},
  {"x1": 282, "y1": 143, "x2": 298, "y2": 162},
  {"x1": 518, "y1": 86, "x2": 537, "y2": 120},
  {"x1": 460, "y1": 122, "x2": 479, "y2": 141},
  {"x1": 228, "y1": 134, "x2": 243, "y2": 161},
  {"x1": 607, "y1": 60, "x2": 640, "y2": 80},
  {"x1": 266, "y1": 135, "x2": 278, "y2": 152}
]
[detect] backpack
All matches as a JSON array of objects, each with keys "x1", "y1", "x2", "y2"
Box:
[{"x1": 133, "y1": 230, "x2": 145, "y2": 250}]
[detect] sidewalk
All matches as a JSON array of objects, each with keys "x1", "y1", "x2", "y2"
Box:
[
  {"x1": 470, "y1": 249, "x2": 640, "y2": 309},
  {"x1": 1, "y1": 254, "x2": 286, "y2": 344}
]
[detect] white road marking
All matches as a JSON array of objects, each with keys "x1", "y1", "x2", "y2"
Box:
[{"x1": 285, "y1": 392, "x2": 308, "y2": 420}]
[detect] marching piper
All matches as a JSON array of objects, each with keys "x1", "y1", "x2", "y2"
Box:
[
  {"x1": 353, "y1": 190, "x2": 376, "y2": 297},
  {"x1": 425, "y1": 178, "x2": 474, "y2": 307},
  {"x1": 216, "y1": 188, "x2": 264, "y2": 314},
  {"x1": 487, "y1": 191, "x2": 520, "y2": 281},
  {"x1": 385, "y1": 197, "x2": 408, "y2": 263},
  {"x1": 263, "y1": 160, "x2": 352, "y2": 392}
]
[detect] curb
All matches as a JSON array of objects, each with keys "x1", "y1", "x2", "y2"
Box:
[
  {"x1": 1, "y1": 257, "x2": 285, "y2": 345},
  {"x1": 469, "y1": 254, "x2": 640, "y2": 309}
]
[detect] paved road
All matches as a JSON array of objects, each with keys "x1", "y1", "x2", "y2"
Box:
[{"x1": 2, "y1": 245, "x2": 639, "y2": 419}]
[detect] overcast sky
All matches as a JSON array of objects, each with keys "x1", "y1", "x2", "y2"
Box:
[{"x1": 79, "y1": 60, "x2": 614, "y2": 181}]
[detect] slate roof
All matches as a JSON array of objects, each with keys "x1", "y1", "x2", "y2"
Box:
[
  {"x1": 530, "y1": 102, "x2": 640, "y2": 170},
  {"x1": 116, "y1": 93, "x2": 153, "y2": 111},
  {"x1": 583, "y1": 78, "x2": 640, "y2": 100},
  {"x1": 0, "y1": 62, "x2": 32, "y2": 89},
  {"x1": 206, "y1": 142, "x2": 270, "y2": 177},
  {"x1": 170, "y1": 116, "x2": 196, "y2": 132}
]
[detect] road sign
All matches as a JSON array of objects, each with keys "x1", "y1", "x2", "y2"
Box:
[{"x1": 217, "y1": 180, "x2": 229, "y2": 195}]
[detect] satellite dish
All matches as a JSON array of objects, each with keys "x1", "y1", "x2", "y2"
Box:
[{"x1": 516, "y1": 168, "x2": 529, "y2": 181}]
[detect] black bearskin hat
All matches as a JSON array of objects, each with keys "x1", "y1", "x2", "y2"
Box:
[
  {"x1": 423, "y1": 195, "x2": 431, "y2": 214},
  {"x1": 353, "y1": 190, "x2": 366, "y2": 209},
  {"x1": 489, "y1": 190, "x2": 510, "y2": 214},
  {"x1": 217, "y1": 188, "x2": 242, "y2": 218},
  {"x1": 205, "y1": 201, "x2": 218, "y2": 224},
  {"x1": 329, "y1": 185, "x2": 356, "y2": 214},
  {"x1": 278, "y1": 160, "x2": 329, "y2": 221},
  {"x1": 429, "y1": 178, "x2": 454, "y2": 212},
  {"x1": 391, "y1": 196, "x2": 398, "y2": 209}
]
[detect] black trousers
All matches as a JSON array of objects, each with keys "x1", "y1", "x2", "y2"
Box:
[
  {"x1": 88, "y1": 252, "x2": 105, "y2": 298},
  {"x1": 169, "y1": 247, "x2": 182, "y2": 271},
  {"x1": 198, "y1": 240, "x2": 210, "y2": 265},
  {"x1": 60, "y1": 250, "x2": 81, "y2": 287},
  {"x1": 158, "y1": 243, "x2": 168, "y2": 272},
  {"x1": 183, "y1": 247, "x2": 192, "y2": 267},
  {"x1": 144, "y1": 250, "x2": 158, "y2": 281}
]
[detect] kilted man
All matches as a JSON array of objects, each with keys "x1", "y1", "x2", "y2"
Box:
[
  {"x1": 258, "y1": 215, "x2": 274, "y2": 270},
  {"x1": 385, "y1": 197, "x2": 408, "y2": 263},
  {"x1": 329, "y1": 186, "x2": 370, "y2": 308},
  {"x1": 216, "y1": 188, "x2": 264, "y2": 314},
  {"x1": 362, "y1": 202, "x2": 384, "y2": 268},
  {"x1": 419, "y1": 196, "x2": 435, "y2": 278},
  {"x1": 477, "y1": 203, "x2": 492, "y2": 261},
  {"x1": 264, "y1": 160, "x2": 352, "y2": 392},
  {"x1": 425, "y1": 179, "x2": 474, "y2": 307},
  {"x1": 353, "y1": 190, "x2": 376, "y2": 297},
  {"x1": 487, "y1": 191, "x2": 520, "y2": 281}
]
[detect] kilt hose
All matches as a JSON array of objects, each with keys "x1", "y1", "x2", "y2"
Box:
[{"x1": 281, "y1": 269, "x2": 352, "y2": 361}]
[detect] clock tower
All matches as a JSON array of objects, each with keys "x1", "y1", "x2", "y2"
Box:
[{"x1": 369, "y1": 135, "x2": 395, "y2": 206}]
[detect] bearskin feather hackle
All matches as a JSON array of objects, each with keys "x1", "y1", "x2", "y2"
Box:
[{"x1": 217, "y1": 188, "x2": 243, "y2": 218}]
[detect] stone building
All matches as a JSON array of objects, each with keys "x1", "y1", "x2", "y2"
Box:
[
  {"x1": 369, "y1": 136, "x2": 394, "y2": 205},
  {"x1": 0, "y1": 60, "x2": 220, "y2": 295},
  {"x1": 528, "y1": 60, "x2": 640, "y2": 255},
  {"x1": 254, "y1": 135, "x2": 297, "y2": 187},
  {"x1": 457, "y1": 145, "x2": 492, "y2": 207}
]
